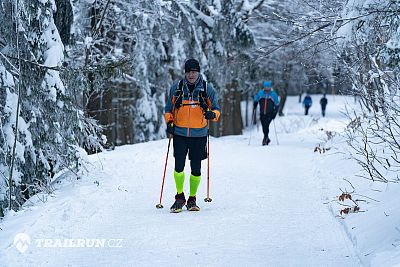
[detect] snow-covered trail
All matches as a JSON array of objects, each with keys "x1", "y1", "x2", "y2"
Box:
[{"x1": 0, "y1": 96, "x2": 362, "y2": 266}]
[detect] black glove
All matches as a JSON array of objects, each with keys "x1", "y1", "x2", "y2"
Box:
[
  {"x1": 174, "y1": 96, "x2": 182, "y2": 109},
  {"x1": 166, "y1": 121, "x2": 174, "y2": 136},
  {"x1": 204, "y1": 110, "x2": 216, "y2": 120}
]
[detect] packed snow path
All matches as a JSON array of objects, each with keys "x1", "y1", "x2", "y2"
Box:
[
  {"x1": 1, "y1": 98, "x2": 362, "y2": 266},
  {"x1": 1, "y1": 133, "x2": 361, "y2": 266}
]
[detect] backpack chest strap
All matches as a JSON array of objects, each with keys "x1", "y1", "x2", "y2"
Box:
[{"x1": 176, "y1": 79, "x2": 207, "y2": 99}]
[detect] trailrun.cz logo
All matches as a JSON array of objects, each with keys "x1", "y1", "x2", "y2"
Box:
[
  {"x1": 13, "y1": 233, "x2": 31, "y2": 253},
  {"x1": 13, "y1": 233, "x2": 123, "y2": 253}
]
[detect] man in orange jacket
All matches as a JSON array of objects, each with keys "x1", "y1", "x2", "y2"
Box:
[{"x1": 164, "y1": 59, "x2": 221, "y2": 213}]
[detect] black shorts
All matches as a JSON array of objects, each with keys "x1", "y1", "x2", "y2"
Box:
[{"x1": 173, "y1": 134, "x2": 207, "y2": 161}]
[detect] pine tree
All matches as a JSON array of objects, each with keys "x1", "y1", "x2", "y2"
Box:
[{"x1": 0, "y1": 0, "x2": 102, "y2": 216}]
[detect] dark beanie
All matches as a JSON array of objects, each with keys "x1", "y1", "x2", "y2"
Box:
[{"x1": 184, "y1": 59, "x2": 200, "y2": 73}]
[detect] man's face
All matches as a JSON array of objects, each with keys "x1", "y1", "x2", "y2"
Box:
[
  {"x1": 264, "y1": 87, "x2": 271, "y2": 92},
  {"x1": 185, "y1": 71, "x2": 199, "y2": 84}
]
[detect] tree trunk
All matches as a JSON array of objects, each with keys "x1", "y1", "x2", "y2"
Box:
[
  {"x1": 86, "y1": 87, "x2": 113, "y2": 147},
  {"x1": 210, "y1": 80, "x2": 243, "y2": 136},
  {"x1": 53, "y1": 0, "x2": 73, "y2": 45},
  {"x1": 278, "y1": 93, "x2": 287, "y2": 116},
  {"x1": 245, "y1": 92, "x2": 249, "y2": 127}
]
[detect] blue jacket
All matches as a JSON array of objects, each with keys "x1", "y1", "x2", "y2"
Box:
[
  {"x1": 254, "y1": 89, "x2": 280, "y2": 115},
  {"x1": 164, "y1": 75, "x2": 221, "y2": 137},
  {"x1": 303, "y1": 95, "x2": 312, "y2": 107}
]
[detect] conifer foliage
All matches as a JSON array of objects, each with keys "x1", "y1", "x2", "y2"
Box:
[{"x1": 0, "y1": 0, "x2": 102, "y2": 216}]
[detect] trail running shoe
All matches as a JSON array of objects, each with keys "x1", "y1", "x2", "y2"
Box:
[
  {"x1": 262, "y1": 137, "x2": 271, "y2": 146},
  {"x1": 186, "y1": 196, "x2": 200, "y2": 211},
  {"x1": 170, "y1": 193, "x2": 186, "y2": 213}
]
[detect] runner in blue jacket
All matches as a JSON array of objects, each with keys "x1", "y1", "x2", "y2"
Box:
[
  {"x1": 253, "y1": 81, "x2": 280, "y2": 145},
  {"x1": 303, "y1": 94, "x2": 312, "y2": 115}
]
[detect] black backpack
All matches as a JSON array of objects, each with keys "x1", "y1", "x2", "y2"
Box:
[{"x1": 174, "y1": 79, "x2": 209, "y2": 112}]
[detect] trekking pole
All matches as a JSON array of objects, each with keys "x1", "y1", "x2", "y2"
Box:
[
  {"x1": 156, "y1": 135, "x2": 172, "y2": 209},
  {"x1": 273, "y1": 119, "x2": 279, "y2": 145},
  {"x1": 248, "y1": 109, "x2": 256, "y2": 146},
  {"x1": 204, "y1": 121, "x2": 212, "y2": 202}
]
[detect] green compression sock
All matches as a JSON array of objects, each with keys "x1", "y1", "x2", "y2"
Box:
[
  {"x1": 189, "y1": 174, "x2": 201, "y2": 197},
  {"x1": 174, "y1": 170, "x2": 185, "y2": 194}
]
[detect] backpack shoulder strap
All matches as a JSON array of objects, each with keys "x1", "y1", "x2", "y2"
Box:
[
  {"x1": 175, "y1": 79, "x2": 184, "y2": 96},
  {"x1": 200, "y1": 80, "x2": 208, "y2": 98},
  {"x1": 172, "y1": 80, "x2": 184, "y2": 108},
  {"x1": 174, "y1": 79, "x2": 188, "y2": 98},
  {"x1": 198, "y1": 80, "x2": 210, "y2": 111}
]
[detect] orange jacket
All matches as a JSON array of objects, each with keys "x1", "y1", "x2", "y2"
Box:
[{"x1": 164, "y1": 76, "x2": 221, "y2": 137}]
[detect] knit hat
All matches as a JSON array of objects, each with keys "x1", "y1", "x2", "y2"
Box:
[
  {"x1": 263, "y1": 80, "x2": 272, "y2": 88},
  {"x1": 185, "y1": 59, "x2": 200, "y2": 73}
]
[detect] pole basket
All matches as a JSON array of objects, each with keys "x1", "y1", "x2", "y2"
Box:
[{"x1": 204, "y1": 197, "x2": 212, "y2": 202}]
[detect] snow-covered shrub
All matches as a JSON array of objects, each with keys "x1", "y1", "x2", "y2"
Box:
[{"x1": 338, "y1": 0, "x2": 400, "y2": 183}]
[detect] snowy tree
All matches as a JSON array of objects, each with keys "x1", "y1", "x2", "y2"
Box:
[
  {"x1": 336, "y1": 0, "x2": 400, "y2": 182},
  {"x1": 0, "y1": 0, "x2": 102, "y2": 216},
  {"x1": 67, "y1": 0, "x2": 172, "y2": 146}
]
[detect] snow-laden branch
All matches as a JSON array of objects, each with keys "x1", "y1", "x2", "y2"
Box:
[
  {"x1": 260, "y1": 22, "x2": 332, "y2": 56},
  {"x1": 0, "y1": 51, "x2": 19, "y2": 74},
  {"x1": 239, "y1": 0, "x2": 265, "y2": 14},
  {"x1": 180, "y1": 2, "x2": 215, "y2": 28},
  {"x1": 255, "y1": 9, "x2": 400, "y2": 26},
  {"x1": 255, "y1": 5, "x2": 393, "y2": 57},
  {"x1": 92, "y1": 0, "x2": 112, "y2": 39},
  {"x1": 3, "y1": 53, "x2": 130, "y2": 74}
]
